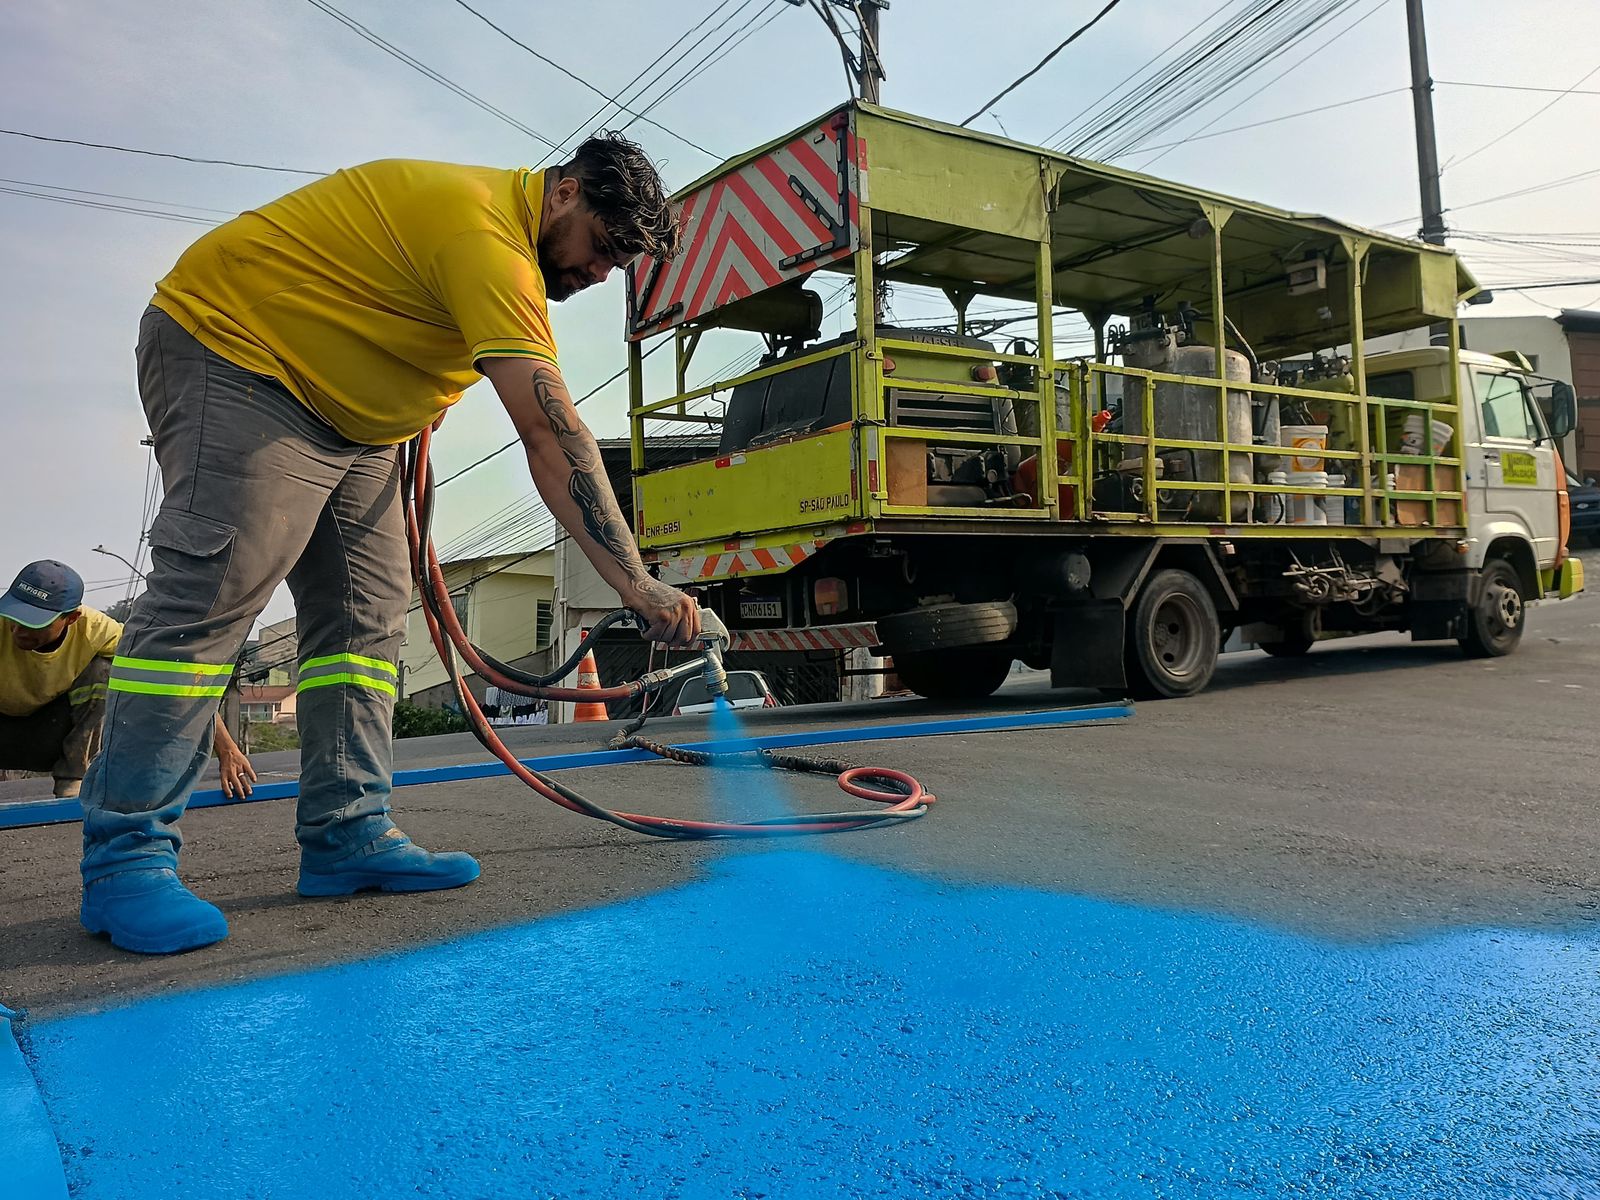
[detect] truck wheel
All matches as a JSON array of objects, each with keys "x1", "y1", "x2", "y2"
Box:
[
  {"x1": 891, "y1": 647, "x2": 1012, "y2": 702},
  {"x1": 1125, "y1": 569, "x2": 1221, "y2": 699},
  {"x1": 876, "y1": 600, "x2": 1017, "y2": 653},
  {"x1": 1459, "y1": 558, "x2": 1525, "y2": 658}
]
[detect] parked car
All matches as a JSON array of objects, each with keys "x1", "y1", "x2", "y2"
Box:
[
  {"x1": 1568, "y1": 471, "x2": 1600, "y2": 547},
  {"x1": 673, "y1": 671, "x2": 779, "y2": 715}
]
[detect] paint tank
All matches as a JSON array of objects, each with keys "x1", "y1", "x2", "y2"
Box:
[{"x1": 1123, "y1": 341, "x2": 1252, "y2": 520}]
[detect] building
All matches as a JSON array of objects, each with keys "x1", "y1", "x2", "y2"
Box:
[
  {"x1": 238, "y1": 684, "x2": 296, "y2": 725},
  {"x1": 401, "y1": 550, "x2": 556, "y2": 709}
]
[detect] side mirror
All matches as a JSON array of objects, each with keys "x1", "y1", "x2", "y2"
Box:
[{"x1": 1550, "y1": 380, "x2": 1577, "y2": 439}]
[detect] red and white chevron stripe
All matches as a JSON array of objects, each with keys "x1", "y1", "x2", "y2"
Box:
[
  {"x1": 664, "y1": 539, "x2": 821, "y2": 584},
  {"x1": 730, "y1": 623, "x2": 879, "y2": 653},
  {"x1": 627, "y1": 109, "x2": 860, "y2": 339}
]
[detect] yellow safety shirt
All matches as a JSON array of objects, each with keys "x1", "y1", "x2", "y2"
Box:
[{"x1": 0, "y1": 607, "x2": 122, "y2": 717}]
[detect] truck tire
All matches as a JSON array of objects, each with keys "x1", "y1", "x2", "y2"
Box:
[
  {"x1": 876, "y1": 600, "x2": 1017, "y2": 654},
  {"x1": 891, "y1": 647, "x2": 1012, "y2": 702},
  {"x1": 1124, "y1": 569, "x2": 1220, "y2": 699},
  {"x1": 1458, "y1": 558, "x2": 1525, "y2": 658}
]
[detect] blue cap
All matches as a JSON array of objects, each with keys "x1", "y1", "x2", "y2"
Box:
[{"x1": 0, "y1": 560, "x2": 85, "y2": 629}]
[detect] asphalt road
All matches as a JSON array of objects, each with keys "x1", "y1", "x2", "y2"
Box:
[{"x1": 4, "y1": 592, "x2": 1597, "y2": 1019}]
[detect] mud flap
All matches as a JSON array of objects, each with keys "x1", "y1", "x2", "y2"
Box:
[{"x1": 1050, "y1": 601, "x2": 1126, "y2": 689}]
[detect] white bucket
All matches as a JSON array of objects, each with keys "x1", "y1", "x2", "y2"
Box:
[
  {"x1": 1401, "y1": 414, "x2": 1453, "y2": 456},
  {"x1": 1286, "y1": 469, "x2": 1328, "y2": 526},
  {"x1": 1324, "y1": 473, "x2": 1346, "y2": 526},
  {"x1": 1280, "y1": 424, "x2": 1328, "y2": 472}
]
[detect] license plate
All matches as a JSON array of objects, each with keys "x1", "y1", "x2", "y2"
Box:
[{"x1": 739, "y1": 598, "x2": 783, "y2": 620}]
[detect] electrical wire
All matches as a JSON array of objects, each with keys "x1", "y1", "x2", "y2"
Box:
[
  {"x1": 1437, "y1": 80, "x2": 1600, "y2": 98},
  {"x1": 1129, "y1": 0, "x2": 1392, "y2": 168},
  {"x1": 958, "y1": 0, "x2": 1125, "y2": 127},
  {"x1": 1443, "y1": 59, "x2": 1600, "y2": 173},
  {"x1": 806, "y1": 0, "x2": 861, "y2": 98},
  {"x1": 1036, "y1": 0, "x2": 1245, "y2": 149},
  {"x1": 0, "y1": 176, "x2": 238, "y2": 216},
  {"x1": 1098, "y1": 0, "x2": 1362, "y2": 161},
  {"x1": 0, "y1": 184, "x2": 220, "y2": 226},
  {"x1": 1128, "y1": 87, "x2": 1406, "y2": 154},
  {"x1": 621, "y1": 0, "x2": 787, "y2": 133},
  {"x1": 303, "y1": 0, "x2": 562, "y2": 151},
  {"x1": 445, "y1": 0, "x2": 719, "y2": 159},
  {"x1": 532, "y1": 0, "x2": 742, "y2": 169},
  {"x1": 0, "y1": 128, "x2": 325, "y2": 176}
]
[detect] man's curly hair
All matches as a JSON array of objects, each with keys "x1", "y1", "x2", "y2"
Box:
[{"x1": 559, "y1": 132, "x2": 682, "y2": 262}]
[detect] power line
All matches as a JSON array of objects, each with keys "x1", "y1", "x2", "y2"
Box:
[
  {"x1": 445, "y1": 0, "x2": 720, "y2": 159},
  {"x1": 1098, "y1": 0, "x2": 1363, "y2": 161},
  {"x1": 958, "y1": 0, "x2": 1126, "y2": 127},
  {"x1": 1037, "y1": 0, "x2": 1244, "y2": 150},
  {"x1": 532, "y1": 0, "x2": 741, "y2": 169},
  {"x1": 303, "y1": 0, "x2": 562, "y2": 151},
  {"x1": 1129, "y1": 87, "x2": 1405, "y2": 154},
  {"x1": 0, "y1": 184, "x2": 220, "y2": 226},
  {"x1": 1129, "y1": 0, "x2": 1392, "y2": 169},
  {"x1": 621, "y1": 1, "x2": 786, "y2": 135},
  {"x1": 1438, "y1": 80, "x2": 1600, "y2": 98},
  {"x1": 1443, "y1": 59, "x2": 1600, "y2": 173},
  {"x1": 0, "y1": 177, "x2": 238, "y2": 216},
  {"x1": 1487, "y1": 277, "x2": 1600, "y2": 292},
  {"x1": 0, "y1": 128, "x2": 326, "y2": 176}
]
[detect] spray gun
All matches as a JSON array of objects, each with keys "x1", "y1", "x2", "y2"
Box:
[{"x1": 633, "y1": 607, "x2": 731, "y2": 700}]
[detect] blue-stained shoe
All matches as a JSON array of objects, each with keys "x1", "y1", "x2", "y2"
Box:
[
  {"x1": 297, "y1": 829, "x2": 481, "y2": 897},
  {"x1": 80, "y1": 869, "x2": 229, "y2": 955}
]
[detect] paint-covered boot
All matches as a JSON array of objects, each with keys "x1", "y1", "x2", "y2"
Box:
[
  {"x1": 297, "y1": 828, "x2": 481, "y2": 897},
  {"x1": 80, "y1": 868, "x2": 229, "y2": 954}
]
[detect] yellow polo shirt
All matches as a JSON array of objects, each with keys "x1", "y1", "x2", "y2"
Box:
[
  {"x1": 0, "y1": 608, "x2": 122, "y2": 717},
  {"x1": 152, "y1": 160, "x2": 558, "y2": 445}
]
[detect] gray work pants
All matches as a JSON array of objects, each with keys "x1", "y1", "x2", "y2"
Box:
[
  {"x1": 0, "y1": 655, "x2": 111, "y2": 789},
  {"x1": 80, "y1": 307, "x2": 411, "y2": 883}
]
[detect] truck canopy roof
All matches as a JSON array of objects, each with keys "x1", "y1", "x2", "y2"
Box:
[{"x1": 635, "y1": 103, "x2": 1476, "y2": 358}]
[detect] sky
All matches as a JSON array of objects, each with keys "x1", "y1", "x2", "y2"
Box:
[{"x1": 3, "y1": 0, "x2": 1597, "y2": 629}]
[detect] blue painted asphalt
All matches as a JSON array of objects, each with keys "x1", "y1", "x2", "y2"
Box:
[
  {"x1": 18, "y1": 852, "x2": 1600, "y2": 1199},
  {"x1": 0, "y1": 703, "x2": 1133, "y2": 830}
]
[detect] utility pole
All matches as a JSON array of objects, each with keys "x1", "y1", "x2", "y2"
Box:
[
  {"x1": 857, "y1": 1, "x2": 886, "y2": 104},
  {"x1": 1404, "y1": 0, "x2": 1446, "y2": 245}
]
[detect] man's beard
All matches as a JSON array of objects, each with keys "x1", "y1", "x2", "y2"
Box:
[{"x1": 537, "y1": 221, "x2": 586, "y2": 302}]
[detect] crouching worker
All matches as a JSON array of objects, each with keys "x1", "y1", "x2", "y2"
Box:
[
  {"x1": 0, "y1": 561, "x2": 119, "y2": 799},
  {"x1": 0, "y1": 560, "x2": 256, "y2": 803}
]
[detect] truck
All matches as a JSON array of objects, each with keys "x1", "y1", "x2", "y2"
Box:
[{"x1": 621, "y1": 103, "x2": 1584, "y2": 701}]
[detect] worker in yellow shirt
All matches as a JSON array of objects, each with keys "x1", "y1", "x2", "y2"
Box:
[
  {"x1": 80, "y1": 133, "x2": 697, "y2": 955},
  {"x1": 0, "y1": 561, "x2": 255, "y2": 800}
]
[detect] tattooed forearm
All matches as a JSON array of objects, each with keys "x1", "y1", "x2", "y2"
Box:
[{"x1": 531, "y1": 366, "x2": 651, "y2": 585}]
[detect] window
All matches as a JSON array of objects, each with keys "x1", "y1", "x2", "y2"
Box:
[
  {"x1": 1476, "y1": 372, "x2": 1538, "y2": 441},
  {"x1": 449, "y1": 588, "x2": 471, "y2": 637},
  {"x1": 1366, "y1": 371, "x2": 1416, "y2": 402},
  {"x1": 535, "y1": 599, "x2": 554, "y2": 648}
]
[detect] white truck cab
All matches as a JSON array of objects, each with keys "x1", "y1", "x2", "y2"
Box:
[{"x1": 1365, "y1": 347, "x2": 1579, "y2": 575}]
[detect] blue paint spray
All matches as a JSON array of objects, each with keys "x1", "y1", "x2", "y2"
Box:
[{"x1": 26, "y1": 853, "x2": 1600, "y2": 1199}]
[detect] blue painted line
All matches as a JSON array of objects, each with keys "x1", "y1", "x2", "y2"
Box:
[
  {"x1": 0, "y1": 1009, "x2": 69, "y2": 1200},
  {"x1": 0, "y1": 703, "x2": 1131, "y2": 830},
  {"x1": 23, "y1": 853, "x2": 1600, "y2": 1198}
]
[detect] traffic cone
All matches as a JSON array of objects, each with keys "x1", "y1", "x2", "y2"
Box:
[{"x1": 573, "y1": 650, "x2": 609, "y2": 722}]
